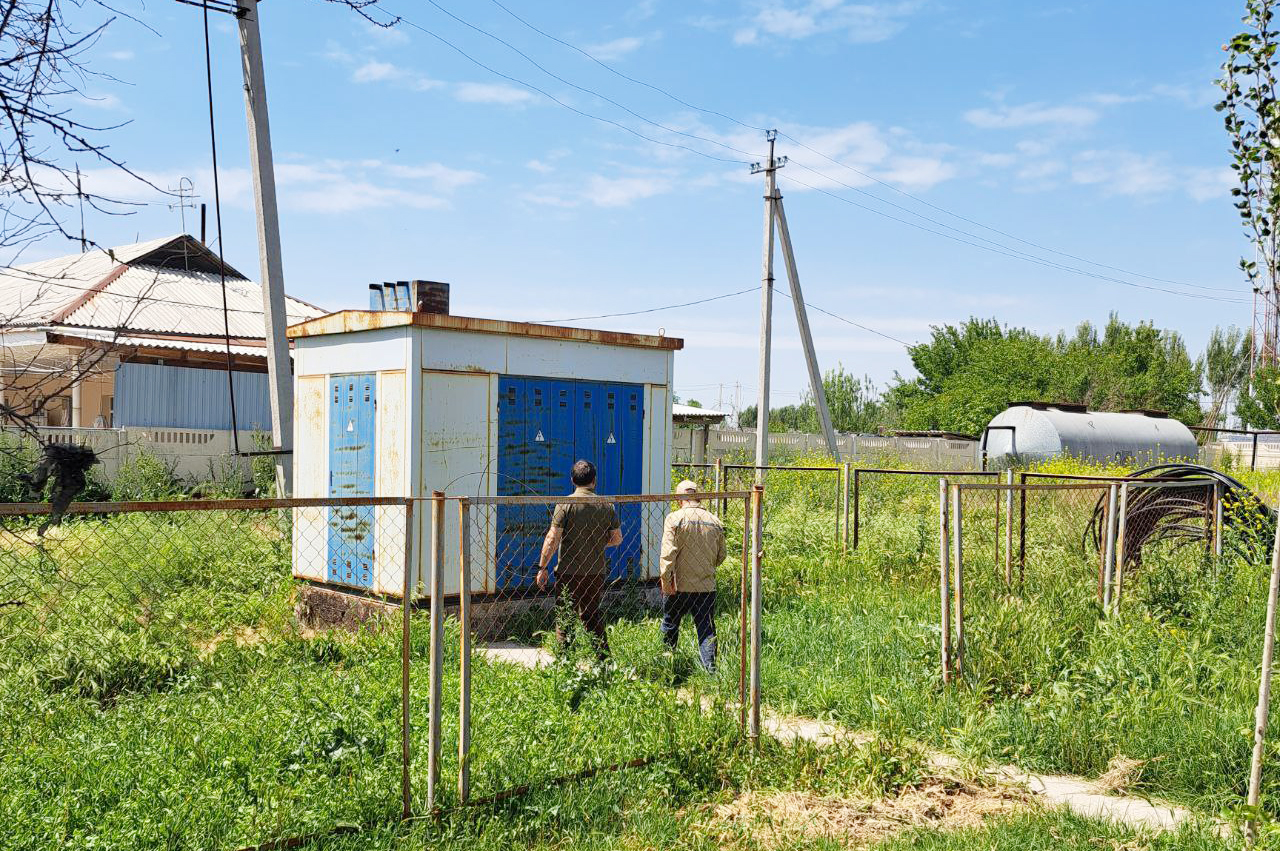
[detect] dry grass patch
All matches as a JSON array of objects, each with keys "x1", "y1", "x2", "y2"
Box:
[{"x1": 702, "y1": 778, "x2": 1033, "y2": 848}]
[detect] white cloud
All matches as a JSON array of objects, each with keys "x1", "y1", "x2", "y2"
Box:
[
  {"x1": 717, "y1": 120, "x2": 956, "y2": 192},
  {"x1": 106, "y1": 50, "x2": 134, "y2": 61},
  {"x1": 352, "y1": 60, "x2": 398, "y2": 83},
  {"x1": 964, "y1": 102, "x2": 1099, "y2": 129},
  {"x1": 76, "y1": 157, "x2": 481, "y2": 217},
  {"x1": 1071, "y1": 150, "x2": 1177, "y2": 196},
  {"x1": 77, "y1": 93, "x2": 124, "y2": 111},
  {"x1": 454, "y1": 82, "x2": 537, "y2": 105},
  {"x1": 586, "y1": 36, "x2": 648, "y2": 60},
  {"x1": 526, "y1": 159, "x2": 556, "y2": 174},
  {"x1": 525, "y1": 169, "x2": 675, "y2": 208},
  {"x1": 351, "y1": 60, "x2": 441, "y2": 91},
  {"x1": 734, "y1": 0, "x2": 922, "y2": 45},
  {"x1": 1185, "y1": 166, "x2": 1234, "y2": 203},
  {"x1": 585, "y1": 174, "x2": 672, "y2": 207}
]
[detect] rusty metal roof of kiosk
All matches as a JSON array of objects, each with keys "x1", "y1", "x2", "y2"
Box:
[{"x1": 287, "y1": 310, "x2": 684, "y2": 351}]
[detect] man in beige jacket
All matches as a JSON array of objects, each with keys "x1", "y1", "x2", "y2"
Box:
[{"x1": 659, "y1": 480, "x2": 727, "y2": 673}]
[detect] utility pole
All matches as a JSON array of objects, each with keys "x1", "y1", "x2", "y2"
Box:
[
  {"x1": 749, "y1": 131, "x2": 841, "y2": 469},
  {"x1": 751, "y1": 132, "x2": 781, "y2": 480},
  {"x1": 774, "y1": 192, "x2": 840, "y2": 459},
  {"x1": 236, "y1": 0, "x2": 292, "y2": 495}
]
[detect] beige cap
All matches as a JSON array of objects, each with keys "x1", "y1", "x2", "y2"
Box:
[{"x1": 675, "y1": 479, "x2": 699, "y2": 495}]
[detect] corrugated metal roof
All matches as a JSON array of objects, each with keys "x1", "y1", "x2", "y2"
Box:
[
  {"x1": 51, "y1": 327, "x2": 269, "y2": 358},
  {"x1": 0, "y1": 235, "x2": 324, "y2": 337},
  {"x1": 673, "y1": 403, "x2": 728, "y2": 419},
  {"x1": 59, "y1": 264, "x2": 322, "y2": 337}
]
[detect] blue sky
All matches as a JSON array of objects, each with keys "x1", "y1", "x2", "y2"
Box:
[{"x1": 48, "y1": 0, "x2": 1245, "y2": 417}]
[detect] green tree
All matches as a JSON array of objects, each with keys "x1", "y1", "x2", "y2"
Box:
[
  {"x1": 884, "y1": 315, "x2": 1202, "y2": 434},
  {"x1": 738, "y1": 365, "x2": 893, "y2": 434},
  {"x1": 1199, "y1": 326, "x2": 1251, "y2": 427},
  {"x1": 1237, "y1": 363, "x2": 1280, "y2": 428}
]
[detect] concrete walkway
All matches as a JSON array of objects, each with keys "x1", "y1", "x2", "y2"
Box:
[{"x1": 477, "y1": 643, "x2": 1207, "y2": 834}]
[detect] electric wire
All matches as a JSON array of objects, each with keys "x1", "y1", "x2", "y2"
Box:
[
  {"x1": 778, "y1": 132, "x2": 1241, "y2": 294},
  {"x1": 390, "y1": 14, "x2": 751, "y2": 165},
  {"x1": 774, "y1": 289, "x2": 912, "y2": 346},
  {"x1": 201, "y1": 0, "x2": 241, "y2": 451},
  {"x1": 784, "y1": 158, "x2": 1240, "y2": 300},
  {"x1": 776, "y1": 172, "x2": 1245, "y2": 304},
  {"x1": 546, "y1": 286, "x2": 758, "y2": 323},
  {"x1": 416, "y1": 0, "x2": 765, "y2": 162},
  {"x1": 484, "y1": 0, "x2": 769, "y2": 135},
  {"x1": 472, "y1": 0, "x2": 1238, "y2": 296}
]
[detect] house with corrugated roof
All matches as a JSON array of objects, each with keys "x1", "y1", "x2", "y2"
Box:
[{"x1": 0, "y1": 235, "x2": 325, "y2": 477}]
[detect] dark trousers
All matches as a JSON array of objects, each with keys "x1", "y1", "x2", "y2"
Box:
[
  {"x1": 661, "y1": 591, "x2": 716, "y2": 672},
  {"x1": 556, "y1": 572, "x2": 608, "y2": 656}
]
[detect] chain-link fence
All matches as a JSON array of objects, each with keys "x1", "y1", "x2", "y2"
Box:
[
  {"x1": 447, "y1": 488, "x2": 763, "y2": 807},
  {"x1": 0, "y1": 496, "x2": 414, "y2": 849},
  {"x1": 673, "y1": 462, "x2": 843, "y2": 546},
  {"x1": 851, "y1": 468, "x2": 1001, "y2": 555},
  {"x1": 938, "y1": 477, "x2": 1247, "y2": 684}
]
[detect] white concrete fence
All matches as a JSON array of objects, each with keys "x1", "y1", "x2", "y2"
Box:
[
  {"x1": 9, "y1": 426, "x2": 261, "y2": 482},
  {"x1": 673, "y1": 426, "x2": 980, "y2": 470}
]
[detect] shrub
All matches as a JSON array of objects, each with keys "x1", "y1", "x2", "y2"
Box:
[{"x1": 110, "y1": 450, "x2": 185, "y2": 501}]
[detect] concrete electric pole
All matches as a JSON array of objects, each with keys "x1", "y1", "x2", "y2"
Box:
[
  {"x1": 750, "y1": 131, "x2": 841, "y2": 472},
  {"x1": 235, "y1": 0, "x2": 293, "y2": 495},
  {"x1": 751, "y1": 132, "x2": 780, "y2": 480}
]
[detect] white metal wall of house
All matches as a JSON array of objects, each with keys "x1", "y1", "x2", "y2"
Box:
[{"x1": 114, "y1": 362, "x2": 272, "y2": 431}]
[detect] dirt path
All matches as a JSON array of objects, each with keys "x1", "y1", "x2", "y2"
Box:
[{"x1": 478, "y1": 642, "x2": 1211, "y2": 835}]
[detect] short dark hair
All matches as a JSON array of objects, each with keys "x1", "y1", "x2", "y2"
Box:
[{"x1": 571, "y1": 459, "x2": 596, "y2": 487}]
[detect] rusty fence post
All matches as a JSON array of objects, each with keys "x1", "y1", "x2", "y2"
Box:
[
  {"x1": 852, "y1": 468, "x2": 861, "y2": 550},
  {"x1": 749, "y1": 484, "x2": 764, "y2": 744},
  {"x1": 458, "y1": 498, "x2": 472, "y2": 805},
  {"x1": 739, "y1": 494, "x2": 750, "y2": 733},
  {"x1": 1114, "y1": 483, "x2": 1128, "y2": 614},
  {"x1": 1246, "y1": 490, "x2": 1280, "y2": 844},
  {"x1": 939, "y1": 478, "x2": 951, "y2": 684},
  {"x1": 1102, "y1": 483, "x2": 1118, "y2": 613},
  {"x1": 841, "y1": 462, "x2": 851, "y2": 555},
  {"x1": 400, "y1": 499, "x2": 414, "y2": 821},
  {"x1": 951, "y1": 482, "x2": 964, "y2": 678},
  {"x1": 426, "y1": 492, "x2": 445, "y2": 813},
  {"x1": 1214, "y1": 481, "x2": 1225, "y2": 559},
  {"x1": 1018, "y1": 472, "x2": 1027, "y2": 584},
  {"x1": 714, "y1": 457, "x2": 725, "y2": 516},
  {"x1": 1003, "y1": 469, "x2": 1014, "y2": 586}
]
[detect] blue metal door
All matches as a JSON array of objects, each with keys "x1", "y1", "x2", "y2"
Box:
[
  {"x1": 496, "y1": 375, "x2": 645, "y2": 589},
  {"x1": 328, "y1": 374, "x2": 376, "y2": 589}
]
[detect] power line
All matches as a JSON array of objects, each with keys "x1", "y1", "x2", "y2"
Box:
[
  {"x1": 778, "y1": 131, "x2": 1240, "y2": 294},
  {"x1": 545, "y1": 287, "x2": 757, "y2": 323},
  {"x1": 416, "y1": 0, "x2": 765, "y2": 163},
  {"x1": 775, "y1": 289, "x2": 912, "y2": 346},
  {"x1": 484, "y1": 0, "x2": 768, "y2": 135},
  {"x1": 784, "y1": 158, "x2": 1239, "y2": 300},
  {"x1": 387, "y1": 13, "x2": 751, "y2": 165},
  {"x1": 777, "y1": 172, "x2": 1246, "y2": 304},
  {"x1": 469, "y1": 1, "x2": 1239, "y2": 297}
]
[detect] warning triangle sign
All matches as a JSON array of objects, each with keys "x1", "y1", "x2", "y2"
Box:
[
  {"x1": 606, "y1": 432, "x2": 616, "y2": 444},
  {"x1": 535, "y1": 430, "x2": 545, "y2": 442}
]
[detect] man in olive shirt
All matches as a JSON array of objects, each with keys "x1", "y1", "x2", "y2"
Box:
[{"x1": 536, "y1": 460, "x2": 621, "y2": 656}]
